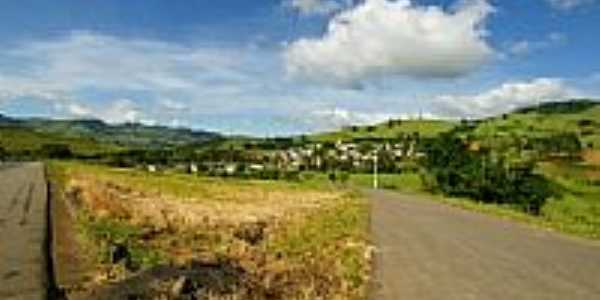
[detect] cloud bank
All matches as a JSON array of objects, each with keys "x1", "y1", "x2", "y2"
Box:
[
  {"x1": 433, "y1": 78, "x2": 575, "y2": 118},
  {"x1": 285, "y1": 0, "x2": 495, "y2": 85},
  {"x1": 0, "y1": 31, "x2": 280, "y2": 126}
]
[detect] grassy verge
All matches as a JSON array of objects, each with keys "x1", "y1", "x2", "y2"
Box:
[
  {"x1": 301, "y1": 171, "x2": 424, "y2": 194},
  {"x1": 47, "y1": 161, "x2": 371, "y2": 299},
  {"x1": 269, "y1": 192, "x2": 370, "y2": 293}
]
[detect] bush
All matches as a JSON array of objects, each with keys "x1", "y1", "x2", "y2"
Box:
[
  {"x1": 422, "y1": 133, "x2": 557, "y2": 215},
  {"x1": 38, "y1": 143, "x2": 73, "y2": 159},
  {"x1": 338, "y1": 171, "x2": 350, "y2": 184}
]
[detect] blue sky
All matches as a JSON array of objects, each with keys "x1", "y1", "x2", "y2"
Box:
[{"x1": 0, "y1": 0, "x2": 599, "y2": 136}]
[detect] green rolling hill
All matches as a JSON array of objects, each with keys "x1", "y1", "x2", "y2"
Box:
[{"x1": 0, "y1": 114, "x2": 219, "y2": 151}]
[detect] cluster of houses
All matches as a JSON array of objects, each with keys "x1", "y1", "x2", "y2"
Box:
[
  {"x1": 274, "y1": 138, "x2": 424, "y2": 172},
  {"x1": 158, "y1": 136, "x2": 428, "y2": 177}
]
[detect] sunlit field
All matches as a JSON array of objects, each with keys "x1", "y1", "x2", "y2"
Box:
[{"x1": 47, "y1": 162, "x2": 371, "y2": 299}]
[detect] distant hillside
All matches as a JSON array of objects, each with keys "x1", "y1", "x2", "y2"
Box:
[
  {"x1": 309, "y1": 119, "x2": 457, "y2": 142},
  {"x1": 472, "y1": 99, "x2": 600, "y2": 149},
  {"x1": 0, "y1": 115, "x2": 219, "y2": 149},
  {"x1": 306, "y1": 99, "x2": 600, "y2": 147},
  {"x1": 0, "y1": 126, "x2": 119, "y2": 156}
]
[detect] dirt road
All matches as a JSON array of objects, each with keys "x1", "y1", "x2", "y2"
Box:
[
  {"x1": 0, "y1": 163, "x2": 50, "y2": 300},
  {"x1": 368, "y1": 189, "x2": 600, "y2": 300}
]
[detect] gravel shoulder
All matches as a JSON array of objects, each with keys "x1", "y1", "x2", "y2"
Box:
[{"x1": 368, "y1": 189, "x2": 600, "y2": 300}]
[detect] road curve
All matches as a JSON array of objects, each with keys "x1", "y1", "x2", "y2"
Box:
[
  {"x1": 0, "y1": 163, "x2": 50, "y2": 300},
  {"x1": 368, "y1": 189, "x2": 600, "y2": 300}
]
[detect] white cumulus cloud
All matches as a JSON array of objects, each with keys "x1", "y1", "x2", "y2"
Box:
[
  {"x1": 433, "y1": 78, "x2": 576, "y2": 118},
  {"x1": 63, "y1": 99, "x2": 146, "y2": 124},
  {"x1": 285, "y1": 0, "x2": 495, "y2": 85},
  {"x1": 0, "y1": 31, "x2": 284, "y2": 126},
  {"x1": 310, "y1": 108, "x2": 395, "y2": 127}
]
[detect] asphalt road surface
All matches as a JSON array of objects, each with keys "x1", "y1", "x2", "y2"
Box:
[
  {"x1": 368, "y1": 189, "x2": 600, "y2": 300},
  {"x1": 0, "y1": 163, "x2": 50, "y2": 300}
]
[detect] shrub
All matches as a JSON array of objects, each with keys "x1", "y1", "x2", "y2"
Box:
[
  {"x1": 338, "y1": 171, "x2": 350, "y2": 184},
  {"x1": 421, "y1": 133, "x2": 557, "y2": 215},
  {"x1": 38, "y1": 143, "x2": 73, "y2": 159}
]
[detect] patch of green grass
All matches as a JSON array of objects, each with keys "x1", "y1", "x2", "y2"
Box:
[
  {"x1": 300, "y1": 171, "x2": 425, "y2": 194},
  {"x1": 269, "y1": 195, "x2": 370, "y2": 293},
  {"x1": 536, "y1": 162, "x2": 600, "y2": 239},
  {"x1": 79, "y1": 215, "x2": 165, "y2": 269},
  {"x1": 349, "y1": 173, "x2": 424, "y2": 192},
  {"x1": 59, "y1": 161, "x2": 335, "y2": 201},
  {"x1": 542, "y1": 195, "x2": 600, "y2": 239}
]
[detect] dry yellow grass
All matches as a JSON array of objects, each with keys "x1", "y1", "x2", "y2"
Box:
[{"x1": 50, "y1": 162, "x2": 371, "y2": 300}]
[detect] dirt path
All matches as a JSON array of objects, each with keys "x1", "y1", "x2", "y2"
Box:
[
  {"x1": 0, "y1": 163, "x2": 50, "y2": 300},
  {"x1": 368, "y1": 189, "x2": 600, "y2": 300}
]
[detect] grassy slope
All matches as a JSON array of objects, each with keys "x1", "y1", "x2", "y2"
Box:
[
  {"x1": 310, "y1": 120, "x2": 456, "y2": 142},
  {"x1": 473, "y1": 105, "x2": 600, "y2": 149},
  {"x1": 469, "y1": 103, "x2": 600, "y2": 238},
  {"x1": 0, "y1": 126, "x2": 121, "y2": 156}
]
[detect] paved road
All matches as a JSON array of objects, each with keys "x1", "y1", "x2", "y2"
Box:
[
  {"x1": 0, "y1": 163, "x2": 50, "y2": 300},
  {"x1": 368, "y1": 190, "x2": 600, "y2": 300}
]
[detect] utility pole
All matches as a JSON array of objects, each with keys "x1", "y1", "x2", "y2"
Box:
[{"x1": 373, "y1": 150, "x2": 379, "y2": 189}]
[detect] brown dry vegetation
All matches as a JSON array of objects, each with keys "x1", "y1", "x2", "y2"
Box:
[
  {"x1": 48, "y1": 162, "x2": 371, "y2": 300},
  {"x1": 583, "y1": 150, "x2": 600, "y2": 167}
]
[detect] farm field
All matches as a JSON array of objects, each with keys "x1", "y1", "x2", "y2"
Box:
[{"x1": 47, "y1": 162, "x2": 371, "y2": 300}]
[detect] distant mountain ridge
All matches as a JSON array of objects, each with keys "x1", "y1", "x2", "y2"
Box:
[{"x1": 0, "y1": 114, "x2": 219, "y2": 148}]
